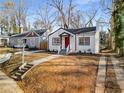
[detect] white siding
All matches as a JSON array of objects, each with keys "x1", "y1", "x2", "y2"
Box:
[
  {"x1": 95, "y1": 31, "x2": 100, "y2": 53},
  {"x1": 69, "y1": 35, "x2": 76, "y2": 52},
  {"x1": 76, "y1": 32, "x2": 96, "y2": 53},
  {"x1": 48, "y1": 29, "x2": 99, "y2": 54},
  {"x1": 48, "y1": 29, "x2": 74, "y2": 51},
  {"x1": 10, "y1": 36, "x2": 43, "y2": 48},
  {"x1": 9, "y1": 37, "x2": 23, "y2": 47},
  {"x1": 26, "y1": 37, "x2": 41, "y2": 48},
  {"x1": 62, "y1": 37, "x2": 65, "y2": 49}
]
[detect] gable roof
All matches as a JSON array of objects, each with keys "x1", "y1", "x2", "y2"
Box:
[
  {"x1": 49, "y1": 27, "x2": 96, "y2": 36},
  {"x1": 63, "y1": 27, "x2": 96, "y2": 34},
  {"x1": 11, "y1": 29, "x2": 47, "y2": 38}
]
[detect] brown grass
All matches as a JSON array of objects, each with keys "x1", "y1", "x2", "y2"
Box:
[
  {"x1": 24, "y1": 53, "x2": 51, "y2": 63},
  {"x1": 0, "y1": 48, "x2": 13, "y2": 54},
  {"x1": 2, "y1": 53, "x2": 50, "y2": 76},
  {"x1": 0, "y1": 47, "x2": 21, "y2": 54},
  {"x1": 18, "y1": 55, "x2": 99, "y2": 93}
]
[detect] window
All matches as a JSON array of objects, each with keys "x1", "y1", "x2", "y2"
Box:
[
  {"x1": 52, "y1": 37, "x2": 60, "y2": 45},
  {"x1": 79, "y1": 37, "x2": 90, "y2": 45}
]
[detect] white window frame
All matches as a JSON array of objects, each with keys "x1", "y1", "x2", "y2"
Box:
[
  {"x1": 52, "y1": 37, "x2": 60, "y2": 45},
  {"x1": 79, "y1": 37, "x2": 90, "y2": 46}
]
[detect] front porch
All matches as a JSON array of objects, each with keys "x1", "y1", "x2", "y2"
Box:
[{"x1": 58, "y1": 32, "x2": 73, "y2": 55}]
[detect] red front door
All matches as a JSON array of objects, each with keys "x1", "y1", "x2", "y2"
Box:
[{"x1": 65, "y1": 36, "x2": 69, "y2": 48}]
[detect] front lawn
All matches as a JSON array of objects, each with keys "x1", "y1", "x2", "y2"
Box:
[
  {"x1": 18, "y1": 55, "x2": 99, "y2": 93},
  {"x1": 0, "y1": 47, "x2": 13, "y2": 54},
  {"x1": 2, "y1": 52, "x2": 51, "y2": 76}
]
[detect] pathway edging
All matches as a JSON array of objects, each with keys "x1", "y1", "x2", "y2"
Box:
[
  {"x1": 111, "y1": 57, "x2": 124, "y2": 93},
  {"x1": 95, "y1": 56, "x2": 106, "y2": 93}
]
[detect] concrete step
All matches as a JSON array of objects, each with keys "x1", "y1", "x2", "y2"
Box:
[
  {"x1": 27, "y1": 63, "x2": 33, "y2": 66},
  {"x1": 17, "y1": 70, "x2": 25, "y2": 74},
  {"x1": 11, "y1": 75, "x2": 21, "y2": 81},
  {"x1": 21, "y1": 67, "x2": 29, "y2": 71},
  {"x1": 24, "y1": 65, "x2": 33, "y2": 69},
  {"x1": 15, "y1": 72, "x2": 23, "y2": 76},
  {"x1": 59, "y1": 49, "x2": 66, "y2": 55},
  {"x1": 12, "y1": 63, "x2": 34, "y2": 81}
]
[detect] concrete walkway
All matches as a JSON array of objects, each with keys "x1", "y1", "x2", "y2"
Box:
[
  {"x1": 95, "y1": 56, "x2": 106, "y2": 93},
  {"x1": 0, "y1": 53, "x2": 12, "y2": 64},
  {"x1": 31, "y1": 55, "x2": 61, "y2": 66},
  {"x1": 0, "y1": 71, "x2": 23, "y2": 93},
  {"x1": 21, "y1": 55, "x2": 61, "y2": 79},
  {"x1": 14, "y1": 50, "x2": 45, "y2": 55},
  {"x1": 111, "y1": 57, "x2": 124, "y2": 93}
]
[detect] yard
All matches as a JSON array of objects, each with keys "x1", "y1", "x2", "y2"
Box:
[
  {"x1": 0, "y1": 47, "x2": 14, "y2": 54},
  {"x1": 2, "y1": 51, "x2": 51, "y2": 76},
  {"x1": 18, "y1": 55, "x2": 99, "y2": 93}
]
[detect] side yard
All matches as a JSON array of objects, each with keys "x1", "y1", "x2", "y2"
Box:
[{"x1": 18, "y1": 55, "x2": 99, "y2": 93}]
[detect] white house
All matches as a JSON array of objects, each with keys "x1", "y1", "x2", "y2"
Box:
[
  {"x1": 48, "y1": 27, "x2": 100, "y2": 54},
  {"x1": 9, "y1": 29, "x2": 48, "y2": 49}
]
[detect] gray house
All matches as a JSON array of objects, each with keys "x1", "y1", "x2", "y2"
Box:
[{"x1": 9, "y1": 29, "x2": 48, "y2": 49}]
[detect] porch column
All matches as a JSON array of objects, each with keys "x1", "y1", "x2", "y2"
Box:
[
  {"x1": 60, "y1": 35, "x2": 62, "y2": 49},
  {"x1": 69, "y1": 34, "x2": 70, "y2": 50}
]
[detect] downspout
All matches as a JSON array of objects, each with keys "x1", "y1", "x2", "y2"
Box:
[
  {"x1": 48, "y1": 35, "x2": 49, "y2": 51},
  {"x1": 75, "y1": 34, "x2": 76, "y2": 52},
  {"x1": 60, "y1": 35, "x2": 62, "y2": 49},
  {"x1": 69, "y1": 34, "x2": 70, "y2": 50}
]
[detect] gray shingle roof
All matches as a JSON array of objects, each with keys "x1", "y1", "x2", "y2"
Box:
[
  {"x1": 11, "y1": 29, "x2": 47, "y2": 38},
  {"x1": 63, "y1": 27, "x2": 96, "y2": 34},
  {"x1": 49, "y1": 27, "x2": 96, "y2": 36}
]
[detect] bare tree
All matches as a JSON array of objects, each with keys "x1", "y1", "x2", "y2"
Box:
[
  {"x1": 50, "y1": 0, "x2": 69, "y2": 28},
  {"x1": 33, "y1": 19, "x2": 44, "y2": 29},
  {"x1": 85, "y1": 10, "x2": 97, "y2": 27},
  {"x1": 0, "y1": 0, "x2": 28, "y2": 34},
  {"x1": 34, "y1": 4, "x2": 56, "y2": 31},
  {"x1": 0, "y1": 0, "x2": 16, "y2": 34},
  {"x1": 50, "y1": 0, "x2": 97, "y2": 29},
  {"x1": 16, "y1": 0, "x2": 27, "y2": 33}
]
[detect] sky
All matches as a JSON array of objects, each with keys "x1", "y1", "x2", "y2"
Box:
[{"x1": 0, "y1": 0, "x2": 112, "y2": 31}]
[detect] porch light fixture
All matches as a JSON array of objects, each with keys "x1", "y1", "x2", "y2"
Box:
[{"x1": 61, "y1": 33, "x2": 68, "y2": 36}]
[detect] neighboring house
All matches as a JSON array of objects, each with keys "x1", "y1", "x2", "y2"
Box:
[
  {"x1": 0, "y1": 28, "x2": 10, "y2": 47},
  {"x1": 48, "y1": 27, "x2": 100, "y2": 54},
  {"x1": 9, "y1": 29, "x2": 48, "y2": 49}
]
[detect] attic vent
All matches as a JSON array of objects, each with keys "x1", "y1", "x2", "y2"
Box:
[{"x1": 31, "y1": 32, "x2": 34, "y2": 36}]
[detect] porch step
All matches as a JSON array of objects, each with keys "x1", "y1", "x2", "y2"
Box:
[
  {"x1": 11, "y1": 63, "x2": 34, "y2": 81},
  {"x1": 17, "y1": 70, "x2": 25, "y2": 74},
  {"x1": 15, "y1": 72, "x2": 22, "y2": 76},
  {"x1": 11, "y1": 75, "x2": 21, "y2": 81},
  {"x1": 59, "y1": 49, "x2": 66, "y2": 55}
]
